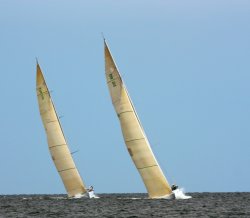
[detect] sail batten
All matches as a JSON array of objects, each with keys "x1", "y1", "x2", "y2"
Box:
[
  {"x1": 36, "y1": 63, "x2": 87, "y2": 197},
  {"x1": 104, "y1": 41, "x2": 172, "y2": 198}
]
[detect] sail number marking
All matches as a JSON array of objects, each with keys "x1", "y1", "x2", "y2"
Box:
[
  {"x1": 39, "y1": 88, "x2": 44, "y2": 100},
  {"x1": 109, "y1": 73, "x2": 117, "y2": 87}
]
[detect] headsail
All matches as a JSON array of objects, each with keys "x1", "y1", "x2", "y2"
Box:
[
  {"x1": 104, "y1": 40, "x2": 172, "y2": 198},
  {"x1": 36, "y1": 63, "x2": 87, "y2": 197}
]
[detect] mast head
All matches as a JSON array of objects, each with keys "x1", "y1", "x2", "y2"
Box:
[
  {"x1": 36, "y1": 59, "x2": 44, "y2": 87},
  {"x1": 101, "y1": 32, "x2": 105, "y2": 41},
  {"x1": 35, "y1": 57, "x2": 39, "y2": 66},
  {"x1": 102, "y1": 33, "x2": 110, "y2": 50}
]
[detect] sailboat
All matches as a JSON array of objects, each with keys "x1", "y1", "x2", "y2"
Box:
[
  {"x1": 36, "y1": 62, "x2": 90, "y2": 198},
  {"x1": 104, "y1": 40, "x2": 191, "y2": 199}
]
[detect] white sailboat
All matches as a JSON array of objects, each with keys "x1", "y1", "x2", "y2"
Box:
[
  {"x1": 36, "y1": 62, "x2": 96, "y2": 198},
  {"x1": 104, "y1": 40, "x2": 191, "y2": 199}
]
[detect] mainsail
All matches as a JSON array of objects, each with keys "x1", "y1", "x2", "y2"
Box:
[
  {"x1": 36, "y1": 63, "x2": 87, "y2": 197},
  {"x1": 104, "y1": 40, "x2": 172, "y2": 198}
]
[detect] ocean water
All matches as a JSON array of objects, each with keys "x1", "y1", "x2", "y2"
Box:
[{"x1": 0, "y1": 193, "x2": 250, "y2": 217}]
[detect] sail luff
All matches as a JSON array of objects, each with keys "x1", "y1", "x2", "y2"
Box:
[
  {"x1": 36, "y1": 63, "x2": 87, "y2": 197},
  {"x1": 104, "y1": 41, "x2": 172, "y2": 198}
]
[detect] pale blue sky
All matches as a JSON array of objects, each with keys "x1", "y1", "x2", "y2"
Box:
[{"x1": 0, "y1": 0, "x2": 249, "y2": 194}]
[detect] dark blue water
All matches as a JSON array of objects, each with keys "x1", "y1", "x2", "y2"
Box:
[{"x1": 0, "y1": 193, "x2": 249, "y2": 217}]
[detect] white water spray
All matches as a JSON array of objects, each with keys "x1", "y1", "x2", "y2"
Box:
[
  {"x1": 173, "y1": 187, "x2": 192, "y2": 199},
  {"x1": 88, "y1": 191, "x2": 100, "y2": 199}
]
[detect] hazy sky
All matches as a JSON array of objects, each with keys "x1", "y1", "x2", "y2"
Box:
[{"x1": 0, "y1": 0, "x2": 249, "y2": 194}]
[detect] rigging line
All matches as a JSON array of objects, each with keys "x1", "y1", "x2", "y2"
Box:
[{"x1": 71, "y1": 150, "x2": 79, "y2": 155}]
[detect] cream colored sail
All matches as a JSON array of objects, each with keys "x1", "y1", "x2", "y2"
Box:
[
  {"x1": 36, "y1": 63, "x2": 87, "y2": 197},
  {"x1": 104, "y1": 40, "x2": 172, "y2": 198}
]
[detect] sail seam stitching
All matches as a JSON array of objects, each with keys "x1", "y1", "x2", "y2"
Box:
[
  {"x1": 117, "y1": 110, "x2": 134, "y2": 116},
  {"x1": 137, "y1": 164, "x2": 158, "y2": 170},
  {"x1": 58, "y1": 167, "x2": 76, "y2": 173},
  {"x1": 125, "y1": 138, "x2": 145, "y2": 143},
  {"x1": 49, "y1": 144, "x2": 67, "y2": 149},
  {"x1": 47, "y1": 120, "x2": 58, "y2": 123}
]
